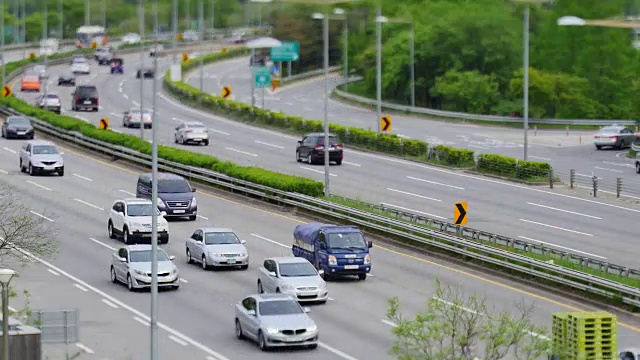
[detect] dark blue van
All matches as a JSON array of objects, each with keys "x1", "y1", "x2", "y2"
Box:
[
  {"x1": 136, "y1": 172, "x2": 198, "y2": 220},
  {"x1": 292, "y1": 223, "x2": 372, "y2": 281}
]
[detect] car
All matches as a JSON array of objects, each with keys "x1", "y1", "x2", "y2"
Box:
[
  {"x1": 257, "y1": 257, "x2": 328, "y2": 303},
  {"x1": 149, "y1": 44, "x2": 165, "y2": 57},
  {"x1": 174, "y1": 121, "x2": 209, "y2": 145},
  {"x1": 36, "y1": 94, "x2": 62, "y2": 114},
  {"x1": 295, "y1": 132, "x2": 344, "y2": 165},
  {"x1": 122, "y1": 32, "x2": 141, "y2": 44},
  {"x1": 19, "y1": 140, "x2": 64, "y2": 176},
  {"x1": 20, "y1": 74, "x2": 40, "y2": 92},
  {"x1": 182, "y1": 30, "x2": 199, "y2": 41},
  {"x1": 110, "y1": 245, "x2": 180, "y2": 291},
  {"x1": 636, "y1": 158, "x2": 640, "y2": 174},
  {"x1": 71, "y1": 85, "x2": 99, "y2": 112},
  {"x1": 31, "y1": 65, "x2": 48, "y2": 79},
  {"x1": 107, "y1": 198, "x2": 170, "y2": 244},
  {"x1": 136, "y1": 172, "x2": 198, "y2": 220},
  {"x1": 1, "y1": 116, "x2": 34, "y2": 139},
  {"x1": 70, "y1": 58, "x2": 91, "y2": 74},
  {"x1": 57, "y1": 71, "x2": 76, "y2": 86},
  {"x1": 186, "y1": 227, "x2": 249, "y2": 270},
  {"x1": 234, "y1": 293, "x2": 318, "y2": 351},
  {"x1": 136, "y1": 68, "x2": 155, "y2": 78},
  {"x1": 95, "y1": 47, "x2": 113, "y2": 65},
  {"x1": 110, "y1": 58, "x2": 124, "y2": 74},
  {"x1": 593, "y1": 125, "x2": 637, "y2": 150},
  {"x1": 122, "y1": 108, "x2": 152, "y2": 128},
  {"x1": 70, "y1": 54, "x2": 86, "y2": 64}
]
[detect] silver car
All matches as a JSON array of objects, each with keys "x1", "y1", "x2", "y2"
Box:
[
  {"x1": 123, "y1": 108, "x2": 153, "y2": 128},
  {"x1": 110, "y1": 245, "x2": 180, "y2": 291},
  {"x1": 174, "y1": 121, "x2": 209, "y2": 146},
  {"x1": 19, "y1": 140, "x2": 64, "y2": 176},
  {"x1": 186, "y1": 227, "x2": 249, "y2": 270},
  {"x1": 594, "y1": 125, "x2": 637, "y2": 150},
  {"x1": 235, "y1": 293, "x2": 318, "y2": 351},
  {"x1": 32, "y1": 64, "x2": 47, "y2": 79},
  {"x1": 70, "y1": 58, "x2": 90, "y2": 74},
  {"x1": 257, "y1": 257, "x2": 328, "y2": 304},
  {"x1": 37, "y1": 94, "x2": 61, "y2": 114}
]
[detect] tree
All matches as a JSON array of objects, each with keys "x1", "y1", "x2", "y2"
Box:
[
  {"x1": 431, "y1": 70, "x2": 500, "y2": 114},
  {"x1": 386, "y1": 280, "x2": 551, "y2": 360}
]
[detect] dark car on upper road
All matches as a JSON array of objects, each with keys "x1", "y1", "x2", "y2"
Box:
[
  {"x1": 295, "y1": 132, "x2": 343, "y2": 165},
  {"x1": 1, "y1": 116, "x2": 34, "y2": 139},
  {"x1": 57, "y1": 71, "x2": 76, "y2": 86},
  {"x1": 136, "y1": 68, "x2": 154, "y2": 79}
]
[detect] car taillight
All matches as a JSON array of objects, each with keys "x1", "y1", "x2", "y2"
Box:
[
  {"x1": 336, "y1": 144, "x2": 343, "y2": 149},
  {"x1": 185, "y1": 130, "x2": 193, "y2": 133},
  {"x1": 610, "y1": 136, "x2": 618, "y2": 139},
  {"x1": 594, "y1": 136, "x2": 600, "y2": 139},
  {"x1": 315, "y1": 145, "x2": 324, "y2": 150}
]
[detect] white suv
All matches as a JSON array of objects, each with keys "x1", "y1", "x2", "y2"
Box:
[{"x1": 107, "y1": 198, "x2": 169, "y2": 244}]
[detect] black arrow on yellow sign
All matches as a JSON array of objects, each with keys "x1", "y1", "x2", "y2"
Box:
[
  {"x1": 454, "y1": 201, "x2": 468, "y2": 225},
  {"x1": 222, "y1": 86, "x2": 232, "y2": 99},
  {"x1": 99, "y1": 118, "x2": 109, "y2": 130},
  {"x1": 1, "y1": 86, "x2": 12, "y2": 97},
  {"x1": 380, "y1": 116, "x2": 392, "y2": 132}
]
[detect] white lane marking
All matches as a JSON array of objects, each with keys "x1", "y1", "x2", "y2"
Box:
[
  {"x1": 603, "y1": 161, "x2": 634, "y2": 168},
  {"x1": 300, "y1": 166, "x2": 337, "y2": 176},
  {"x1": 518, "y1": 236, "x2": 606, "y2": 259},
  {"x1": 0, "y1": 169, "x2": 7, "y2": 174},
  {"x1": 30, "y1": 211, "x2": 54, "y2": 222},
  {"x1": 386, "y1": 188, "x2": 441, "y2": 202},
  {"x1": 134, "y1": 316, "x2": 150, "y2": 327},
  {"x1": 594, "y1": 166, "x2": 623, "y2": 173},
  {"x1": 47, "y1": 269, "x2": 59, "y2": 276},
  {"x1": 328, "y1": 297, "x2": 335, "y2": 301},
  {"x1": 75, "y1": 343, "x2": 95, "y2": 354},
  {"x1": 27, "y1": 180, "x2": 51, "y2": 191},
  {"x1": 74, "y1": 284, "x2": 88, "y2": 292},
  {"x1": 210, "y1": 128, "x2": 230, "y2": 136},
  {"x1": 251, "y1": 234, "x2": 288, "y2": 248},
  {"x1": 15, "y1": 247, "x2": 232, "y2": 360},
  {"x1": 123, "y1": 93, "x2": 129, "y2": 99},
  {"x1": 2, "y1": 147, "x2": 16, "y2": 154},
  {"x1": 342, "y1": 161, "x2": 361, "y2": 167},
  {"x1": 8, "y1": 306, "x2": 16, "y2": 313},
  {"x1": 73, "y1": 173, "x2": 93, "y2": 181},
  {"x1": 132, "y1": 100, "x2": 140, "y2": 106},
  {"x1": 406, "y1": 176, "x2": 465, "y2": 190},
  {"x1": 110, "y1": 112, "x2": 121, "y2": 117},
  {"x1": 468, "y1": 144, "x2": 489, "y2": 149},
  {"x1": 169, "y1": 335, "x2": 189, "y2": 347},
  {"x1": 179, "y1": 279, "x2": 188, "y2": 283},
  {"x1": 433, "y1": 296, "x2": 480, "y2": 314},
  {"x1": 528, "y1": 155, "x2": 551, "y2": 161},
  {"x1": 73, "y1": 198, "x2": 105, "y2": 211},
  {"x1": 519, "y1": 219, "x2": 593, "y2": 236},
  {"x1": 74, "y1": 115, "x2": 89, "y2": 122},
  {"x1": 254, "y1": 140, "x2": 284, "y2": 149},
  {"x1": 576, "y1": 173, "x2": 601, "y2": 179},
  {"x1": 196, "y1": 215, "x2": 208, "y2": 220},
  {"x1": 380, "y1": 202, "x2": 447, "y2": 220},
  {"x1": 172, "y1": 117, "x2": 188, "y2": 122},
  {"x1": 89, "y1": 238, "x2": 116, "y2": 251},
  {"x1": 526, "y1": 202, "x2": 602, "y2": 220},
  {"x1": 397, "y1": 134, "x2": 411, "y2": 139},
  {"x1": 381, "y1": 319, "x2": 397, "y2": 327},
  {"x1": 101, "y1": 299, "x2": 119, "y2": 309},
  {"x1": 119, "y1": 189, "x2": 135, "y2": 196},
  {"x1": 319, "y1": 342, "x2": 360, "y2": 360},
  {"x1": 225, "y1": 147, "x2": 257, "y2": 157},
  {"x1": 524, "y1": 330, "x2": 550, "y2": 341}
]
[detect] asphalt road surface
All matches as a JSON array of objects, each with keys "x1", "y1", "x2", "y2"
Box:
[
  {"x1": 1, "y1": 130, "x2": 639, "y2": 358},
  {"x1": 10, "y1": 54, "x2": 640, "y2": 270}
]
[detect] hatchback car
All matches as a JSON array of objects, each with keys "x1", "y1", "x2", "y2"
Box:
[
  {"x1": 57, "y1": 71, "x2": 76, "y2": 86},
  {"x1": 296, "y1": 132, "x2": 343, "y2": 165},
  {"x1": 37, "y1": 94, "x2": 61, "y2": 114},
  {"x1": 31, "y1": 65, "x2": 48, "y2": 79},
  {"x1": 95, "y1": 47, "x2": 113, "y2": 65},
  {"x1": 186, "y1": 227, "x2": 249, "y2": 270},
  {"x1": 107, "y1": 198, "x2": 170, "y2": 244},
  {"x1": 110, "y1": 245, "x2": 180, "y2": 291},
  {"x1": 593, "y1": 125, "x2": 637, "y2": 150},
  {"x1": 71, "y1": 85, "x2": 99, "y2": 112},
  {"x1": 257, "y1": 257, "x2": 328, "y2": 304},
  {"x1": 19, "y1": 140, "x2": 64, "y2": 176},
  {"x1": 235, "y1": 294, "x2": 318, "y2": 351},
  {"x1": 174, "y1": 121, "x2": 209, "y2": 145},
  {"x1": 1, "y1": 116, "x2": 34, "y2": 139}
]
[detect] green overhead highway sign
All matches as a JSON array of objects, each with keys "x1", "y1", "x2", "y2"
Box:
[
  {"x1": 270, "y1": 41, "x2": 300, "y2": 62},
  {"x1": 253, "y1": 66, "x2": 271, "y2": 88}
]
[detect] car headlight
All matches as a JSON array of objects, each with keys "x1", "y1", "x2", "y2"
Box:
[
  {"x1": 191, "y1": 197, "x2": 197, "y2": 207},
  {"x1": 209, "y1": 252, "x2": 219, "y2": 257},
  {"x1": 239, "y1": 252, "x2": 247, "y2": 257},
  {"x1": 364, "y1": 254, "x2": 371, "y2": 265},
  {"x1": 319, "y1": 281, "x2": 327, "y2": 289},
  {"x1": 133, "y1": 269, "x2": 146, "y2": 276},
  {"x1": 328, "y1": 255, "x2": 337, "y2": 266},
  {"x1": 156, "y1": 198, "x2": 164, "y2": 207},
  {"x1": 306, "y1": 325, "x2": 317, "y2": 332},
  {"x1": 266, "y1": 328, "x2": 279, "y2": 335}
]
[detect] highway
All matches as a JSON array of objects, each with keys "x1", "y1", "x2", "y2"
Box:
[
  {"x1": 13, "y1": 53, "x2": 640, "y2": 268},
  {"x1": 1, "y1": 125, "x2": 639, "y2": 358}
]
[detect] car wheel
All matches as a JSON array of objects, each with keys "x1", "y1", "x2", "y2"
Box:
[
  {"x1": 186, "y1": 248, "x2": 194, "y2": 264},
  {"x1": 235, "y1": 319, "x2": 244, "y2": 339},
  {"x1": 28, "y1": 163, "x2": 35, "y2": 176},
  {"x1": 258, "y1": 331, "x2": 268, "y2": 351},
  {"x1": 336, "y1": 159, "x2": 342, "y2": 165},
  {"x1": 110, "y1": 267, "x2": 118, "y2": 283},
  {"x1": 58, "y1": 167, "x2": 64, "y2": 176},
  {"x1": 636, "y1": 162, "x2": 640, "y2": 174},
  {"x1": 19, "y1": 160, "x2": 23, "y2": 172},
  {"x1": 240, "y1": 265, "x2": 248, "y2": 270},
  {"x1": 275, "y1": 288, "x2": 280, "y2": 293},
  {"x1": 203, "y1": 140, "x2": 209, "y2": 146},
  {"x1": 127, "y1": 274, "x2": 135, "y2": 291},
  {"x1": 1, "y1": 129, "x2": 4, "y2": 138},
  {"x1": 595, "y1": 145, "x2": 602, "y2": 150},
  {"x1": 123, "y1": 227, "x2": 130, "y2": 244},
  {"x1": 308, "y1": 344, "x2": 318, "y2": 349},
  {"x1": 358, "y1": 273, "x2": 367, "y2": 281},
  {"x1": 202, "y1": 255, "x2": 209, "y2": 270},
  {"x1": 296, "y1": 151, "x2": 301, "y2": 162},
  {"x1": 257, "y1": 280, "x2": 264, "y2": 293},
  {"x1": 188, "y1": 215, "x2": 196, "y2": 221},
  {"x1": 108, "y1": 220, "x2": 116, "y2": 239},
  {"x1": 174, "y1": 134, "x2": 178, "y2": 143},
  {"x1": 307, "y1": 155, "x2": 313, "y2": 165}
]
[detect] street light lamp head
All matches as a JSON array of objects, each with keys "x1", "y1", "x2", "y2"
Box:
[
  {"x1": 333, "y1": 8, "x2": 345, "y2": 15},
  {"x1": 557, "y1": 16, "x2": 586, "y2": 26},
  {"x1": 375, "y1": 16, "x2": 388, "y2": 23},
  {"x1": 312, "y1": 13, "x2": 324, "y2": 20},
  {"x1": 0, "y1": 270, "x2": 17, "y2": 286}
]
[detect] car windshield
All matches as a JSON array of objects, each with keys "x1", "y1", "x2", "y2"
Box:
[
  {"x1": 129, "y1": 249, "x2": 169, "y2": 262},
  {"x1": 45, "y1": 94, "x2": 59, "y2": 99},
  {"x1": 157, "y1": 179, "x2": 191, "y2": 193},
  {"x1": 32, "y1": 145, "x2": 59, "y2": 155},
  {"x1": 327, "y1": 232, "x2": 367, "y2": 250},
  {"x1": 127, "y1": 204, "x2": 159, "y2": 216},
  {"x1": 204, "y1": 232, "x2": 240, "y2": 245},
  {"x1": 131, "y1": 109, "x2": 152, "y2": 115},
  {"x1": 78, "y1": 88, "x2": 97, "y2": 97},
  {"x1": 61, "y1": 72, "x2": 74, "y2": 78},
  {"x1": 7, "y1": 117, "x2": 29, "y2": 125},
  {"x1": 258, "y1": 300, "x2": 303, "y2": 316},
  {"x1": 33, "y1": 65, "x2": 45, "y2": 71},
  {"x1": 23, "y1": 76, "x2": 39, "y2": 82},
  {"x1": 278, "y1": 262, "x2": 317, "y2": 277},
  {"x1": 188, "y1": 123, "x2": 206, "y2": 129}
]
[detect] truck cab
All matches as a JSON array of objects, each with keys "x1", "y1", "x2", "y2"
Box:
[{"x1": 292, "y1": 223, "x2": 372, "y2": 281}]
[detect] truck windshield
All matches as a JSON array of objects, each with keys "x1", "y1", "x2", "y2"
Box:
[{"x1": 328, "y1": 232, "x2": 367, "y2": 250}]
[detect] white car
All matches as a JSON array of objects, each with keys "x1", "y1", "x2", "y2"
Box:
[
  {"x1": 186, "y1": 227, "x2": 249, "y2": 270},
  {"x1": 122, "y1": 32, "x2": 141, "y2": 44},
  {"x1": 110, "y1": 245, "x2": 180, "y2": 291},
  {"x1": 174, "y1": 121, "x2": 209, "y2": 145},
  {"x1": 257, "y1": 257, "x2": 328, "y2": 304},
  {"x1": 107, "y1": 198, "x2": 169, "y2": 244},
  {"x1": 70, "y1": 59, "x2": 90, "y2": 74},
  {"x1": 123, "y1": 108, "x2": 153, "y2": 128}
]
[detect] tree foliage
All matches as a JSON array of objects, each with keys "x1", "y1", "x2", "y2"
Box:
[{"x1": 386, "y1": 280, "x2": 550, "y2": 360}]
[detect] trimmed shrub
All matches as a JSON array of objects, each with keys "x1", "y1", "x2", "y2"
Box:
[
  {"x1": 477, "y1": 154, "x2": 517, "y2": 177},
  {"x1": 429, "y1": 145, "x2": 475, "y2": 168}
]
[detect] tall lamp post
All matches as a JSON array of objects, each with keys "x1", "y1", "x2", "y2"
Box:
[
  {"x1": 376, "y1": 16, "x2": 414, "y2": 108},
  {"x1": 329, "y1": 8, "x2": 349, "y2": 90},
  {"x1": 0, "y1": 269, "x2": 17, "y2": 360}
]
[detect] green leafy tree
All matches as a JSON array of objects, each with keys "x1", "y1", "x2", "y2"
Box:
[
  {"x1": 386, "y1": 280, "x2": 551, "y2": 360},
  {"x1": 431, "y1": 70, "x2": 500, "y2": 114}
]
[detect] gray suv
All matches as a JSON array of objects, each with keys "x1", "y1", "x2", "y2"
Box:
[
  {"x1": 19, "y1": 140, "x2": 64, "y2": 176},
  {"x1": 136, "y1": 172, "x2": 197, "y2": 220}
]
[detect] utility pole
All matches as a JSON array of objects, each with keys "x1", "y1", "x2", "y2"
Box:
[{"x1": 139, "y1": 0, "x2": 145, "y2": 141}]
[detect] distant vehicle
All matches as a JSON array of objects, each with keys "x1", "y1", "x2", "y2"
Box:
[
  {"x1": 636, "y1": 158, "x2": 640, "y2": 174},
  {"x1": 39, "y1": 38, "x2": 59, "y2": 55},
  {"x1": 37, "y1": 94, "x2": 61, "y2": 114},
  {"x1": 149, "y1": 44, "x2": 164, "y2": 57},
  {"x1": 136, "y1": 68, "x2": 154, "y2": 78},
  {"x1": 108, "y1": 198, "x2": 169, "y2": 244},
  {"x1": 20, "y1": 74, "x2": 40, "y2": 92},
  {"x1": 293, "y1": 223, "x2": 372, "y2": 281},
  {"x1": 296, "y1": 132, "x2": 344, "y2": 165},
  {"x1": 182, "y1": 30, "x2": 199, "y2": 41},
  {"x1": 110, "y1": 245, "x2": 180, "y2": 291},
  {"x1": 31, "y1": 65, "x2": 48, "y2": 79},
  {"x1": 234, "y1": 294, "x2": 318, "y2": 351},
  {"x1": 1, "y1": 116, "x2": 34, "y2": 139},
  {"x1": 19, "y1": 140, "x2": 64, "y2": 176},
  {"x1": 136, "y1": 172, "x2": 198, "y2": 220},
  {"x1": 122, "y1": 108, "x2": 152, "y2": 128},
  {"x1": 174, "y1": 121, "x2": 209, "y2": 146},
  {"x1": 70, "y1": 58, "x2": 90, "y2": 74},
  {"x1": 71, "y1": 85, "x2": 99, "y2": 112},
  {"x1": 70, "y1": 54, "x2": 86, "y2": 64},
  {"x1": 257, "y1": 257, "x2": 328, "y2": 304},
  {"x1": 593, "y1": 125, "x2": 637, "y2": 150},
  {"x1": 110, "y1": 58, "x2": 124, "y2": 74},
  {"x1": 57, "y1": 71, "x2": 76, "y2": 86},
  {"x1": 76, "y1": 25, "x2": 107, "y2": 48},
  {"x1": 186, "y1": 227, "x2": 249, "y2": 270},
  {"x1": 122, "y1": 32, "x2": 141, "y2": 44},
  {"x1": 95, "y1": 47, "x2": 113, "y2": 65}
]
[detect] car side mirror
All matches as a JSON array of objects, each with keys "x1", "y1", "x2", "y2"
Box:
[
  {"x1": 119, "y1": 257, "x2": 127, "y2": 262},
  {"x1": 247, "y1": 309, "x2": 256, "y2": 316},
  {"x1": 368, "y1": 241, "x2": 373, "y2": 248},
  {"x1": 303, "y1": 307, "x2": 311, "y2": 313},
  {"x1": 169, "y1": 255, "x2": 176, "y2": 261},
  {"x1": 160, "y1": 211, "x2": 167, "y2": 216},
  {"x1": 191, "y1": 188, "x2": 196, "y2": 192},
  {"x1": 318, "y1": 269, "x2": 324, "y2": 276},
  {"x1": 268, "y1": 271, "x2": 277, "y2": 277},
  {"x1": 241, "y1": 240, "x2": 247, "y2": 244}
]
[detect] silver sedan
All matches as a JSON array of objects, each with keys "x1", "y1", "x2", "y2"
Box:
[
  {"x1": 123, "y1": 108, "x2": 153, "y2": 129},
  {"x1": 174, "y1": 121, "x2": 209, "y2": 146},
  {"x1": 185, "y1": 227, "x2": 249, "y2": 270},
  {"x1": 257, "y1": 257, "x2": 328, "y2": 303},
  {"x1": 593, "y1": 125, "x2": 637, "y2": 150},
  {"x1": 110, "y1": 244, "x2": 180, "y2": 291},
  {"x1": 234, "y1": 293, "x2": 318, "y2": 351}
]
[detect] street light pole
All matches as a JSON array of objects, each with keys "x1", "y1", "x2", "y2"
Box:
[
  {"x1": 323, "y1": 9, "x2": 330, "y2": 196},
  {"x1": 102, "y1": 0, "x2": 106, "y2": 28},
  {"x1": 198, "y1": 0, "x2": 204, "y2": 103},
  {"x1": 523, "y1": 4, "x2": 529, "y2": 161},
  {"x1": 58, "y1": 0, "x2": 63, "y2": 41},
  {"x1": 172, "y1": 0, "x2": 177, "y2": 63},
  {"x1": 409, "y1": 22, "x2": 415, "y2": 108},
  {"x1": 19, "y1": 0, "x2": 24, "y2": 43},
  {"x1": 375, "y1": 5, "x2": 382, "y2": 133},
  {"x1": 150, "y1": 2, "x2": 159, "y2": 360},
  {"x1": 85, "y1": 0, "x2": 90, "y2": 25},
  {"x1": 1, "y1": 0, "x2": 5, "y2": 89},
  {"x1": 139, "y1": 0, "x2": 145, "y2": 141},
  {"x1": 0, "y1": 269, "x2": 17, "y2": 360}
]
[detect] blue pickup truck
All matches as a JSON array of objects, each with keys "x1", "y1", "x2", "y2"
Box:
[{"x1": 292, "y1": 223, "x2": 372, "y2": 281}]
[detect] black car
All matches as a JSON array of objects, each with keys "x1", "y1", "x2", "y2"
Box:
[
  {"x1": 71, "y1": 85, "x2": 99, "y2": 112},
  {"x1": 296, "y1": 132, "x2": 344, "y2": 165},
  {"x1": 136, "y1": 68, "x2": 154, "y2": 78},
  {"x1": 136, "y1": 172, "x2": 198, "y2": 220},
  {"x1": 1, "y1": 116, "x2": 34, "y2": 139},
  {"x1": 57, "y1": 71, "x2": 76, "y2": 86}
]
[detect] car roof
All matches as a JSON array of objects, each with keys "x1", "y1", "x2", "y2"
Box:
[
  {"x1": 305, "y1": 132, "x2": 337, "y2": 137},
  {"x1": 27, "y1": 140, "x2": 55, "y2": 146},
  {"x1": 120, "y1": 198, "x2": 153, "y2": 204},
  {"x1": 267, "y1": 256, "x2": 311, "y2": 264},
  {"x1": 199, "y1": 227, "x2": 234, "y2": 233},
  {"x1": 139, "y1": 172, "x2": 184, "y2": 180}
]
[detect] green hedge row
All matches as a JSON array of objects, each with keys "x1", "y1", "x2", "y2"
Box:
[{"x1": 165, "y1": 49, "x2": 554, "y2": 182}]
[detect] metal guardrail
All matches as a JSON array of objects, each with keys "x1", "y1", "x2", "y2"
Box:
[
  {"x1": 0, "y1": 102, "x2": 639, "y2": 310},
  {"x1": 333, "y1": 87, "x2": 639, "y2": 126}
]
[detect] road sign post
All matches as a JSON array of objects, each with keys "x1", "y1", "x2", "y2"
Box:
[
  {"x1": 454, "y1": 201, "x2": 468, "y2": 225},
  {"x1": 380, "y1": 116, "x2": 392, "y2": 132},
  {"x1": 222, "y1": 86, "x2": 232, "y2": 99},
  {"x1": 270, "y1": 41, "x2": 300, "y2": 62},
  {"x1": 99, "y1": 118, "x2": 109, "y2": 130},
  {"x1": 182, "y1": 53, "x2": 189, "y2": 62},
  {"x1": 252, "y1": 66, "x2": 270, "y2": 89}
]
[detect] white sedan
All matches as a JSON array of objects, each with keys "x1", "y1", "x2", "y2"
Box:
[
  {"x1": 70, "y1": 59, "x2": 90, "y2": 74},
  {"x1": 174, "y1": 121, "x2": 209, "y2": 146}
]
